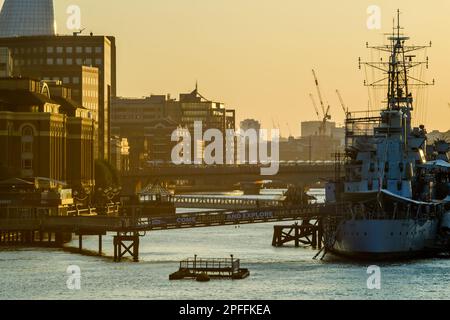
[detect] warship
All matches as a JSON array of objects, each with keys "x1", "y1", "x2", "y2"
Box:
[{"x1": 324, "y1": 11, "x2": 450, "y2": 259}]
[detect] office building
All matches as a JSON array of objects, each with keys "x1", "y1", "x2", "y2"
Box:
[
  {"x1": 110, "y1": 136, "x2": 130, "y2": 172},
  {"x1": 112, "y1": 87, "x2": 236, "y2": 168},
  {"x1": 301, "y1": 121, "x2": 337, "y2": 137},
  {"x1": 0, "y1": 77, "x2": 95, "y2": 191},
  {"x1": 0, "y1": 0, "x2": 56, "y2": 37},
  {"x1": 0, "y1": 47, "x2": 12, "y2": 77},
  {"x1": 0, "y1": 35, "x2": 116, "y2": 160}
]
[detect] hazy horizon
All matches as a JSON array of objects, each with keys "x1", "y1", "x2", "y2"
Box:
[{"x1": 2, "y1": 0, "x2": 450, "y2": 134}]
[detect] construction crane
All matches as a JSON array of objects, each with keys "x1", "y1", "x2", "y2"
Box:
[
  {"x1": 311, "y1": 69, "x2": 332, "y2": 136},
  {"x1": 336, "y1": 89, "x2": 348, "y2": 116},
  {"x1": 312, "y1": 69, "x2": 326, "y2": 116},
  {"x1": 309, "y1": 93, "x2": 321, "y2": 120}
]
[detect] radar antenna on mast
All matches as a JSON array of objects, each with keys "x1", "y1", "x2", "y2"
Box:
[{"x1": 359, "y1": 9, "x2": 433, "y2": 111}]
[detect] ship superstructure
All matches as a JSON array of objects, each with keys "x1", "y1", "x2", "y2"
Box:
[{"x1": 324, "y1": 11, "x2": 450, "y2": 259}]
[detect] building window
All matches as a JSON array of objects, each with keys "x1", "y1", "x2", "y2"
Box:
[
  {"x1": 22, "y1": 159, "x2": 32, "y2": 170},
  {"x1": 85, "y1": 58, "x2": 92, "y2": 65},
  {"x1": 73, "y1": 77, "x2": 80, "y2": 84},
  {"x1": 76, "y1": 47, "x2": 83, "y2": 53},
  {"x1": 95, "y1": 47, "x2": 103, "y2": 54},
  {"x1": 85, "y1": 47, "x2": 92, "y2": 54},
  {"x1": 46, "y1": 58, "x2": 54, "y2": 65},
  {"x1": 21, "y1": 126, "x2": 34, "y2": 170},
  {"x1": 47, "y1": 47, "x2": 54, "y2": 53},
  {"x1": 63, "y1": 77, "x2": 70, "y2": 84},
  {"x1": 22, "y1": 142, "x2": 32, "y2": 153},
  {"x1": 95, "y1": 58, "x2": 102, "y2": 66},
  {"x1": 56, "y1": 47, "x2": 63, "y2": 54},
  {"x1": 76, "y1": 58, "x2": 82, "y2": 65},
  {"x1": 66, "y1": 58, "x2": 73, "y2": 65},
  {"x1": 56, "y1": 58, "x2": 63, "y2": 65},
  {"x1": 66, "y1": 47, "x2": 73, "y2": 54}
]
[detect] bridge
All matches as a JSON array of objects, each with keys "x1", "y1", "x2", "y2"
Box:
[
  {"x1": 171, "y1": 195, "x2": 285, "y2": 209},
  {"x1": 121, "y1": 163, "x2": 337, "y2": 194}
]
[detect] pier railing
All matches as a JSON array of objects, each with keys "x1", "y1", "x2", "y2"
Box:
[
  {"x1": 180, "y1": 257, "x2": 240, "y2": 274},
  {"x1": 0, "y1": 203, "x2": 330, "y2": 233}
]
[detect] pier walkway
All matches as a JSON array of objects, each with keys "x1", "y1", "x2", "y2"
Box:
[{"x1": 0, "y1": 203, "x2": 331, "y2": 261}]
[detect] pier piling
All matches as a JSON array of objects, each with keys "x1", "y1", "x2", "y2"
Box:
[
  {"x1": 272, "y1": 221, "x2": 323, "y2": 248},
  {"x1": 98, "y1": 235, "x2": 102, "y2": 256},
  {"x1": 113, "y1": 233, "x2": 140, "y2": 262}
]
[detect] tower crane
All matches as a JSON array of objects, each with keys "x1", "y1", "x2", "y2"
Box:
[
  {"x1": 311, "y1": 69, "x2": 332, "y2": 136},
  {"x1": 336, "y1": 89, "x2": 348, "y2": 116},
  {"x1": 309, "y1": 93, "x2": 321, "y2": 121}
]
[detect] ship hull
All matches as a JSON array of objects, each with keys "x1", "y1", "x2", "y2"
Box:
[{"x1": 327, "y1": 218, "x2": 440, "y2": 260}]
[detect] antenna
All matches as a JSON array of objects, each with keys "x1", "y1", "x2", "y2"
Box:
[{"x1": 72, "y1": 28, "x2": 86, "y2": 36}]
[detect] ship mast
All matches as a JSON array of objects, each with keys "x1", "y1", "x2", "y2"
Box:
[{"x1": 359, "y1": 9, "x2": 433, "y2": 114}]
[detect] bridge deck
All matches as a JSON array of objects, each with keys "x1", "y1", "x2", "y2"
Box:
[{"x1": 171, "y1": 195, "x2": 284, "y2": 209}]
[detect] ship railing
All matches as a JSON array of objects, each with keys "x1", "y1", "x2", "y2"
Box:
[{"x1": 333, "y1": 200, "x2": 444, "y2": 221}]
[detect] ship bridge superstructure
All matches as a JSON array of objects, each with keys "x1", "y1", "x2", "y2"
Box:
[{"x1": 343, "y1": 10, "x2": 433, "y2": 199}]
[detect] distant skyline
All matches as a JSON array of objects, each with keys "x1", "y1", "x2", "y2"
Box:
[{"x1": 2, "y1": 0, "x2": 450, "y2": 134}]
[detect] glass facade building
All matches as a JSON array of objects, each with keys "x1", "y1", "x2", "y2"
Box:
[{"x1": 0, "y1": 0, "x2": 56, "y2": 37}]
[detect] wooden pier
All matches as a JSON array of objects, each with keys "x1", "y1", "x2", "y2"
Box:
[
  {"x1": 272, "y1": 221, "x2": 323, "y2": 248},
  {"x1": 113, "y1": 233, "x2": 140, "y2": 262},
  {"x1": 0, "y1": 203, "x2": 332, "y2": 262},
  {"x1": 169, "y1": 255, "x2": 250, "y2": 281},
  {"x1": 0, "y1": 230, "x2": 71, "y2": 246}
]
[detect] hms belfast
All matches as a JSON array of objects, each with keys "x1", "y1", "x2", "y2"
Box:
[{"x1": 324, "y1": 11, "x2": 450, "y2": 259}]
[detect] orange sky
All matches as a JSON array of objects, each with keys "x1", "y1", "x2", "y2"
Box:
[{"x1": 4, "y1": 0, "x2": 450, "y2": 135}]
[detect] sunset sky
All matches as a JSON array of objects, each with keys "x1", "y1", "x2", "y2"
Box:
[{"x1": 4, "y1": 0, "x2": 450, "y2": 134}]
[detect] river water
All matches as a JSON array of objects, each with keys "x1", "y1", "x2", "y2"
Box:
[{"x1": 0, "y1": 189, "x2": 449, "y2": 300}]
